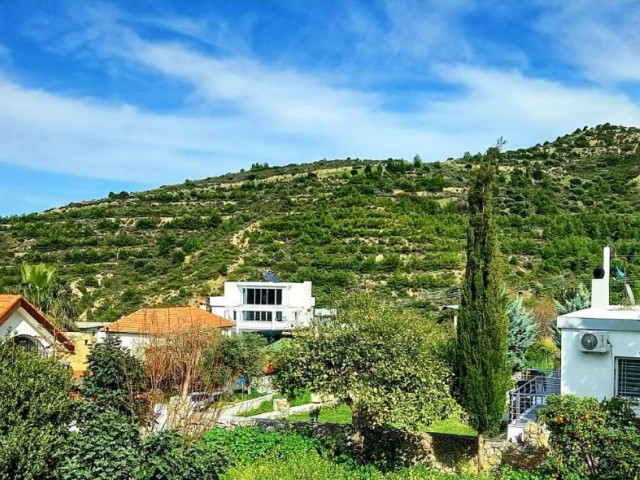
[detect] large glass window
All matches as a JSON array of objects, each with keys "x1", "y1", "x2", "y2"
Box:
[
  {"x1": 243, "y1": 311, "x2": 273, "y2": 322},
  {"x1": 243, "y1": 288, "x2": 283, "y2": 305},
  {"x1": 616, "y1": 358, "x2": 640, "y2": 398}
]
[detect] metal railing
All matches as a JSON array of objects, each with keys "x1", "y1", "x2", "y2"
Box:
[{"x1": 509, "y1": 370, "x2": 560, "y2": 424}]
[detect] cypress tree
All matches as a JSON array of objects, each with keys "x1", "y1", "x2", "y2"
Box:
[{"x1": 456, "y1": 146, "x2": 510, "y2": 470}]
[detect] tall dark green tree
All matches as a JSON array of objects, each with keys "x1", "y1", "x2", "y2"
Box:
[
  {"x1": 456, "y1": 146, "x2": 510, "y2": 470},
  {"x1": 81, "y1": 335, "x2": 148, "y2": 422}
]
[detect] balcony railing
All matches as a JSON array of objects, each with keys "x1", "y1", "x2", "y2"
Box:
[{"x1": 508, "y1": 370, "x2": 561, "y2": 424}]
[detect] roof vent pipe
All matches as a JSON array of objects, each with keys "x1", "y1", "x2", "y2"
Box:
[{"x1": 591, "y1": 246, "x2": 610, "y2": 308}]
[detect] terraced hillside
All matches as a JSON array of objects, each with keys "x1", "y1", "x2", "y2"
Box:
[{"x1": 1, "y1": 124, "x2": 640, "y2": 323}]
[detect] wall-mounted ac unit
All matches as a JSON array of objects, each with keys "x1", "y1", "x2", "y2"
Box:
[{"x1": 579, "y1": 331, "x2": 611, "y2": 353}]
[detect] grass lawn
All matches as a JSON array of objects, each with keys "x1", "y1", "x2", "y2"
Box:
[
  {"x1": 238, "y1": 391, "x2": 312, "y2": 417},
  {"x1": 287, "y1": 405, "x2": 477, "y2": 436}
]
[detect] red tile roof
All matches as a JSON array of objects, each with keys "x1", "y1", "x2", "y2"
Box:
[
  {"x1": 105, "y1": 306, "x2": 234, "y2": 334},
  {"x1": 0, "y1": 294, "x2": 75, "y2": 353}
]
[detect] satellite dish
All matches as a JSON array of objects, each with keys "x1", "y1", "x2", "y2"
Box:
[{"x1": 625, "y1": 284, "x2": 636, "y2": 306}]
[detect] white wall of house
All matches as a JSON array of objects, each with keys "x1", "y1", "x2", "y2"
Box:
[
  {"x1": 559, "y1": 308, "x2": 640, "y2": 400},
  {"x1": 210, "y1": 281, "x2": 315, "y2": 334},
  {"x1": 0, "y1": 307, "x2": 53, "y2": 351},
  {"x1": 558, "y1": 246, "x2": 640, "y2": 400}
]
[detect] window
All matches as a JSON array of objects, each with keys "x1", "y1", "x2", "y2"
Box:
[
  {"x1": 616, "y1": 358, "x2": 640, "y2": 398},
  {"x1": 243, "y1": 311, "x2": 273, "y2": 322},
  {"x1": 243, "y1": 288, "x2": 283, "y2": 306},
  {"x1": 276, "y1": 311, "x2": 283, "y2": 322}
]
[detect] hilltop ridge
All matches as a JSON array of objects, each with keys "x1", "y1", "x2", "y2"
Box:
[{"x1": 1, "y1": 124, "x2": 640, "y2": 322}]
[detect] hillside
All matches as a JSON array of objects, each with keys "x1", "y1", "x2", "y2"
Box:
[{"x1": 2, "y1": 123, "x2": 640, "y2": 323}]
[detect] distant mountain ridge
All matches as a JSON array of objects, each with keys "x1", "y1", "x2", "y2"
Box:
[{"x1": 1, "y1": 124, "x2": 640, "y2": 323}]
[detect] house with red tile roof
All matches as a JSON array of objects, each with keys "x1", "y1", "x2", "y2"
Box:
[
  {"x1": 101, "y1": 306, "x2": 235, "y2": 350},
  {"x1": 0, "y1": 294, "x2": 75, "y2": 355}
]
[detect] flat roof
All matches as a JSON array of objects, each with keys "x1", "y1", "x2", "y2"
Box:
[
  {"x1": 559, "y1": 306, "x2": 640, "y2": 321},
  {"x1": 558, "y1": 306, "x2": 640, "y2": 331}
]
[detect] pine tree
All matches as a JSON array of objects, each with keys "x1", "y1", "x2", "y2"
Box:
[
  {"x1": 456, "y1": 146, "x2": 510, "y2": 471},
  {"x1": 507, "y1": 297, "x2": 538, "y2": 371},
  {"x1": 551, "y1": 284, "x2": 590, "y2": 347}
]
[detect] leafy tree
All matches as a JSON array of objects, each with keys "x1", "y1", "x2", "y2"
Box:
[
  {"x1": 272, "y1": 294, "x2": 455, "y2": 463},
  {"x1": 456, "y1": 146, "x2": 510, "y2": 469},
  {"x1": 539, "y1": 395, "x2": 640, "y2": 479},
  {"x1": 18, "y1": 263, "x2": 76, "y2": 330},
  {"x1": 81, "y1": 335, "x2": 148, "y2": 421},
  {"x1": 0, "y1": 340, "x2": 74, "y2": 480},
  {"x1": 507, "y1": 297, "x2": 538, "y2": 371},
  {"x1": 204, "y1": 333, "x2": 266, "y2": 391}
]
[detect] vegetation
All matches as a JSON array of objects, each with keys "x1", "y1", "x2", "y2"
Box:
[
  {"x1": 1, "y1": 125, "x2": 640, "y2": 323},
  {"x1": 539, "y1": 395, "x2": 640, "y2": 479},
  {"x1": 81, "y1": 335, "x2": 148, "y2": 421},
  {"x1": 17, "y1": 263, "x2": 76, "y2": 330},
  {"x1": 0, "y1": 340, "x2": 75, "y2": 480},
  {"x1": 507, "y1": 297, "x2": 538, "y2": 371},
  {"x1": 457, "y1": 146, "x2": 510, "y2": 469},
  {"x1": 273, "y1": 294, "x2": 455, "y2": 462}
]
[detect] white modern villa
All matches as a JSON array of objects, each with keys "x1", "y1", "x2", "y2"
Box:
[{"x1": 210, "y1": 280, "x2": 315, "y2": 334}]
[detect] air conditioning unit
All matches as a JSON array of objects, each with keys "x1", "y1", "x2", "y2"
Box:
[{"x1": 579, "y1": 331, "x2": 611, "y2": 353}]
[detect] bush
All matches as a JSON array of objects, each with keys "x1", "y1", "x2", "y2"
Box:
[
  {"x1": 200, "y1": 427, "x2": 323, "y2": 466},
  {"x1": 538, "y1": 395, "x2": 640, "y2": 479},
  {"x1": 0, "y1": 341, "x2": 74, "y2": 480},
  {"x1": 524, "y1": 338, "x2": 557, "y2": 371}
]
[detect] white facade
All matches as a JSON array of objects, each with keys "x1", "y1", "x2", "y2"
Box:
[
  {"x1": 0, "y1": 307, "x2": 52, "y2": 351},
  {"x1": 210, "y1": 281, "x2": 315, "y2": 334},
  {"x1": 558, "y1": 306, "x2": 640, "y2": 400},
  {"x1": 558, "y1": 246, "x2": 640, "y2": 400}
]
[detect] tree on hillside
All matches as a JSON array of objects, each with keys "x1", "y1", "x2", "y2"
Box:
[
  {"x1": 456, "y1": 145, "x2": 510, "y2": 471},
  {"x1": 507, "y1": 297, "x2": 538, "y2": 371},
  {"x1": 18, "y1": 263, "x2": 76, "y2": 331},
  {"x1": 0, "y1": 340, "x2": 75, "y2": 479},
  {"x1": 272, "y1": 293, "x2": 455, "y2": 464}
]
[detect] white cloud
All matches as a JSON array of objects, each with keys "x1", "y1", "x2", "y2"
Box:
[
  {"x1": 536, "y1": 1, "x2": 640, "y2": 84},
  {"x1": 3, "y1": 3, "x2": 640, "y2": 187}
]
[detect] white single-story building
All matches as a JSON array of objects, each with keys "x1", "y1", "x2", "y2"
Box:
[
  {"x1": 102, "y1": 306, "x2": 235, "y2": 350},
  {"x1": 558, "y1": 246, "x2": 640, "y2": 400},
  {"x1": 0, "y1": 294, "x2": 75, "y2": 355},
  {"x1": 210, "y1": 281, "x2": 315, "y2": 334}
]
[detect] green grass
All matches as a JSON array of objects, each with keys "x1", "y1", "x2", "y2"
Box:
[
  {"x1": 287, "y1": 405, "x2": 476, "y2": 436},
  {"x1": 230, "y1": 390, "x2": 265, "y2": 403},
  {"x1": 238, "y1": 391, "x2": 312, "y2": 417},
  {"x1": 238, "y1": 399, "x2": 274, "y2": 417},
  {"x1": 287, "y1": 404, "x2": 352, "y2": 423}
]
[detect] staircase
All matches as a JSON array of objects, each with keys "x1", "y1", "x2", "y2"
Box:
[{"x1": 507, "y1": 370, "x2": 560, "y2": 441}]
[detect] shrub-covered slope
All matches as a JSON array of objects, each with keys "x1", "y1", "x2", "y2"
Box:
[{"x1": 1, "y1": 124, "x2": 640, "y2": 322}]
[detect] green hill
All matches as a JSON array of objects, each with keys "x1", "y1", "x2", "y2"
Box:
[{"x1": 2, "y1": 123, "x2": 640, "y2": 323}]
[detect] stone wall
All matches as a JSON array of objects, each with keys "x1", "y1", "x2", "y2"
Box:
[{"x1": 237, "y1": 419, "x2": 549, "y2": 472}]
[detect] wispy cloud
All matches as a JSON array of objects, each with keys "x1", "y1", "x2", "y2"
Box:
[
  {"x1": 2, "y1": 0, "x2": 640, "y2": 194},
  {"x1": 536, "y1": 1, "x2": 640, "y2": 84}
]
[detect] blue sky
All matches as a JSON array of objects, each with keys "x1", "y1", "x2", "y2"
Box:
[{"x1": 1, "y1": 0, "x2": 640, "y2": 215}]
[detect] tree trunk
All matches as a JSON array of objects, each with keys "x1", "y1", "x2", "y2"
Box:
[
  {"x1": 351, "y1": 406, "x2": 366, "y2": 465},
  {"x1": 477, "y1": 432, "x2": 485, "y2": 473}
]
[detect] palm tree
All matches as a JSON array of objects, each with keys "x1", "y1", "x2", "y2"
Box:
[{"x1": 18, "y1": 264, "x2": 76, "y2": 331}]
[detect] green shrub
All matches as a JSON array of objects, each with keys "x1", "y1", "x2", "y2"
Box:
[
  {"x1": 200, "y1": 427, "x2": 323, "y2": 466},
  {"x1": 0, "y1": 341, "x2": 74, "y2": 480},
  {"x1": 538, "y1": 395, "x2": 640, "y2": 479}
]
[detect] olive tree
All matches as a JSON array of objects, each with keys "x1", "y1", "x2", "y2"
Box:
[{"x1": 272, "y1": 294, "x2": 455, "y2": 463}]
